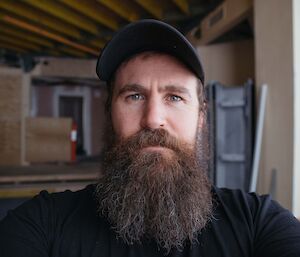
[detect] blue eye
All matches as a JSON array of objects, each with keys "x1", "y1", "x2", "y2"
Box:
[
  {"x1": 127, "y1": 94, "x2": 144, "y2": 101},
  {"x1": 168, "y1": 95, "x2": 183, "y2": 102}
]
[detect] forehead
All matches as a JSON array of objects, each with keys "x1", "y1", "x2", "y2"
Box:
[{"x1": 113, "y1": 52, "x2": 198, "y2": 88}]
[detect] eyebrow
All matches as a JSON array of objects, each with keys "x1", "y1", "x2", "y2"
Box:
[
  {"x1": 116, "y1": 83, "x2": 192, "y2": 98},
  {"x1": 117, "y1": 84, "x2": 146, "y2": 96},
  {"x1": 161, "y1": 85, "x2": 192, "y2": 98}
]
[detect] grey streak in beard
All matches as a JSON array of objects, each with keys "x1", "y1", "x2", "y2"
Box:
[{"x1": 95, "y1": 129, "x2": 213, "y2": 254}]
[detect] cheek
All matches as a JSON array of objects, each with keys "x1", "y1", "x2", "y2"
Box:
[
  {"x1": 111, "y1": 104, "x2": 142, "y2": 139},
  {"x1": 172, "y1": 111, "x2": 199, "y2": 143}
]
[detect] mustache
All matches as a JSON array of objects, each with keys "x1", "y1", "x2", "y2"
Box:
[{"x1": 114, "y1": 128, "x2": 191, "y2": 154}]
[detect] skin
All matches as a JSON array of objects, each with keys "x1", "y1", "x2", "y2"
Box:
[{"x1": 111, "y1": 52, "x2": 201, "y2": 150}]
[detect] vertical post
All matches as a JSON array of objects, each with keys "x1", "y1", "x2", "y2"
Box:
[
  {"x1": 20, "y1": 72, "x2": 31, "y2": 165},
  {"x1": 249, "y1": 84, "x2": 268, "y2": 192}
]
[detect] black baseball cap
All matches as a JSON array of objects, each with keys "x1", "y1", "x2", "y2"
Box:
[{"x1": 96, "y1": 19, "x2": 204, "y2": 85}]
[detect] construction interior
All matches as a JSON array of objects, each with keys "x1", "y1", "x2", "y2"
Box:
[{"x1": 0, "y1": 0, "x2": 300, "y2": 219}]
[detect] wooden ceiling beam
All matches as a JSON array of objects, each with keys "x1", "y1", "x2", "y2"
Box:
[
  {"x1": 25, "y1": 0, "x2": 99, "y2": 35},
  {"x1": 0, "y1": 14, "x2": 99, "y2": 56},
  {"x1": 0, "y1": 42, "x2": 26, "y2": 53},
  {"x1": 45, "y1": 49, "x2": 61, "y2": 57},
  {"x1": 58, "y1": 46, "x2": 88, "y2": 58},
  {"x1": 60, "y1": 0, "x2": 119, "y2": 30},
  {"x1": 0, "y1": 29, "x2": 85, "y2": 58},
  {"x1": 0, "y1": 1, "x2": 82, "y2": 39},
  {"x1": 172, "y1": 0, "x2": 190, "y2": 15},
  {"x1": 0, "y1": 35, "x2": 41, "y2": 51},
  {"x1": 0, "y1": 23, "x2": 54, "y2": 48},
  {"x1": 88, "y1": 38, "x2": 106, "y2": 50},
  {"x1": 0, "y1": 32, "x2": 48, "y2": 53},
  {"x1": 134, "y1": 0, "x2": 164, "y2": 19},
  {"x1": 97, "y1": 0, "x2": 140, "y2": 22}
]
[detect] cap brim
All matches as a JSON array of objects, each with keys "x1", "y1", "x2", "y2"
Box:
[{"x1": 96, "y1": 19, "x2": 204, "y2": 84}]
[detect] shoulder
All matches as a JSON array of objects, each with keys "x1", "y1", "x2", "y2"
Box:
[
  {"x1": 212, "y1": 187, "x2": 300, "y2": 256},
  {"x1": 0, "y1": 185, "x2": 99, "y2": 256},
  {"x1": 15, "y1": 184, "x2": 97, "y2": 217},
  {"x1": 213, "y1": 187, "x2": 271, "y2": 215},
  {"x1": 212, "y1": 186, "x2": 295, "y2": 223},
  {"x1": 41, "y1": 184, "x2": 97, "y2": 212},
  {"x1": 0, "y1": 184, "x2": 98, "y2": 235}
]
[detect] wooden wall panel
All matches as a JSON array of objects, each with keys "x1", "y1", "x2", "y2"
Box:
[
  {"x1": 0, "y1": 69, "x2": 22, "y2": 119},
  {"x1": 0, "y1": 121, "x2": 21, "y2": 165},
  {"x1": 26, "y1": 117, "x2": 72, "y2": 163},
  {"x1": 0, "y1": 68, "x2": 23, "y2": 165}
]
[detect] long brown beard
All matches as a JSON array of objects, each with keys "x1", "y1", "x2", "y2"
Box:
[{"x1": 95, "y1": 129, "x2": 213, "y2": 253}]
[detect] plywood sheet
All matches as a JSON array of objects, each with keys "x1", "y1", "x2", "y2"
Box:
[
  {"x1": 0, "y1": 121, "x2": 21, "y2": 165},
  {"x1": 0, "y1": 70, "x2": 22, "y2": 120},
  {"x1": 0, "y1": 69, "x2": 23, "y2": 165},
  {"x1": 26, "y1": 117, "x2": 72, "y2": 163}
]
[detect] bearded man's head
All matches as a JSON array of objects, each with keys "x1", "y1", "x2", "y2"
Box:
[{"x1": 95, "y1": 21, "x2": 212, "y2": 253}]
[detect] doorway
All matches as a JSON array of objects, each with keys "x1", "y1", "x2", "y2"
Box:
[{"x1": 59, "y1": 96, "x2": 85, "y2": 156}]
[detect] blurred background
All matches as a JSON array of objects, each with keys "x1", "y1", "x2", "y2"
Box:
[{"x1": 0, "y1": 0, "x2": 299, "y2": 219}]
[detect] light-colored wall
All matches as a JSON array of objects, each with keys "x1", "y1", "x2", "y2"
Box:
[
  {"x1": 254, "y1": 0, "x2": 294, "y2": 210},
  {"x1": 31, "y1": 57, "x2": 97, "y2": 79},
  {"x1": 197, "y1": 40, "x2": 254, "y2": 86},
  {"x1": 91, "y1": 86, "x2": 107, "y2": 155},
  {"x1": 292, "y1": 0, "x2": 300, "y2": 216}
]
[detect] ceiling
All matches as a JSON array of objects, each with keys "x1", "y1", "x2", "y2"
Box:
[{"x1": 0, "y1": 0, "x2": 223, "y2": 64}]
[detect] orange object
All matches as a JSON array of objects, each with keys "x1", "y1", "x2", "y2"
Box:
[{"x1": 70, "y1": 122, "x2": 77, "y2": 162}]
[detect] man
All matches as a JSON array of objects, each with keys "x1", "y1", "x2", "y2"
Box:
[{"x1": 0, "y1": 19, "x2": 300, "y2": 257}]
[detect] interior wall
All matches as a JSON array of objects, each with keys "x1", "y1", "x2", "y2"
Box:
[
  {"x1": 31, "y1": 57, "x2": 97, "y2": 79},
  {"x1": 32, "y1": 85, "x2": 54, "y2": 117},
  {"x1": 91, "y1": 85, "x2": 107, "y2": 155},
  {"x1": 254, "y1": 0, "x2": 294, "y2": 210},
  {"x1": 292, "y1": 0, "x2": 300, "y2": 216},
  {"x1": 197, "y1": 39, "x2": 254, "y2": 86}
]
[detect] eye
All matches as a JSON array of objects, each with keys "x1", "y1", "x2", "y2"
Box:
[
  {"x1": 167, "y1": 95, "x2": 183, "y2": 102},
  {"x1": 126, "y1": 93, "x2": 144, "y2": 101}
]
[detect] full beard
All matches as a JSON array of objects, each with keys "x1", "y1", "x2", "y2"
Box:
[{"x1": 95, "y1": 129, "x2": 213, "y2": 253}]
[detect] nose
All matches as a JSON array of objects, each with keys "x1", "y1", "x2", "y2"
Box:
[{"x1": 141, "y1": 97, "x2": 165, "y2": 130}]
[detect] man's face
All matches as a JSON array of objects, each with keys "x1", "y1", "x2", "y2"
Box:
[
  {"x1": 97, "y1": 52, "x2": 212, "y2": 253},
  {"x1": 111, "y1": 52, "x2": 200, "y2": 149}
]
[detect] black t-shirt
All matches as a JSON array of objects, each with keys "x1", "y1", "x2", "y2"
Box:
[{"x1": 0, "y1": 185, "x2": 300, "y2": 257}]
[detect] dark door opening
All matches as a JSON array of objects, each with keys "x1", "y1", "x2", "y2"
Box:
[{"x1": 59, "y1": 96, "x2": 85, "y2": 156}]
